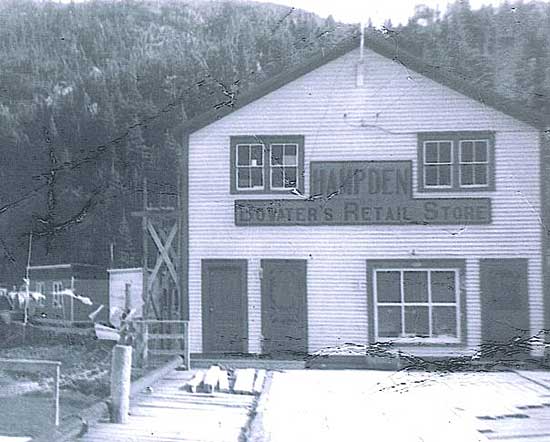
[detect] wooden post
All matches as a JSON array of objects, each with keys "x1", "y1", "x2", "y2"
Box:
[
  {"x1": 142, "y1": 178, "x2": 149, "y2": 318},
  {"x1": 183, "y1": 321, "x2": 190, "y2": 370},
  {"x1": 143, "y1": 322, "x2": 149, "y2": 367},
  {"x1": 53, "y1": 364, "x2": 60, "y2": 426},
  {"x1": 110, "y1": 345, "x2": 132, "y2": 423}
]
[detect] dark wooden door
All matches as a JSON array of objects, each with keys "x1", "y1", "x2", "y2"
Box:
[
  {"x1": 480, "y1": 258, "x2": 529, "y2": 356},
  {"x1": 202, "y1": 260, "x2": 247, "y2": 353},
  {"x1": 261, "y1": 259, "x2": 307, "y2": 356}
]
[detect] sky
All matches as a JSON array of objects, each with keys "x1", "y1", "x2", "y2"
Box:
[{"x1": 51, "y1": 0, "x2": 543, "y2": 26}]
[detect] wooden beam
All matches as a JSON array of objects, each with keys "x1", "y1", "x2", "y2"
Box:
[
  {"x1": 157, "y1": 227, "x2": 179, "y2": 263},
  {"x1": 147, "y1": 222, "x2": 178, "y2": 286},
  {"x1": 130, "y1": 208, "x2": 178, "y2": 218},
  {"x1": 142, "y1": 178, "x2": 149, "y2": 318},
  {"x1": 253, "y1": 369, "x2": 266, "y2": 395},
  {"x1": 0, "y1": 358, "x2": 61, "y2": 373},
  {"x1": 146, "y1": 222, "x2": 177, "y2": 293}
]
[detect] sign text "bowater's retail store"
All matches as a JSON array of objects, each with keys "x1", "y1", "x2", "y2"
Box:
[{"x1": 235, "y1": 161, "x2": 491, "y2": 226}]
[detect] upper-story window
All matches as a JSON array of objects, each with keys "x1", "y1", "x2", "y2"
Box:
[
  {"x1": 459, "y1": 139, "x2": 489, "y2": 187},
  {"x1": 270, "y1": 143, "x2": 298, "y2": 190},
  {"x1": 237, "y1": 143, "x2": 264, "y2": 190},
  {"x1": 423, "y1": 140, "x2": 453, "y2": 188},
  {"x1": 230, "y1": 135, "x2": 304, "y2": 194},
  {"x1": 418, "y1": 132, "x2": 494, "y2": 192}
]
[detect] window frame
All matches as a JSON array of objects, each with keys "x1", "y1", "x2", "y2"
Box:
[
  {"x1": 417, "y1": 132, "x2": 495, "y2": 192},
  {"x1": 235, "y1": 143, "x2": 265, "y2": 191},
  {"x1": 52, "y1": 281, "x2": 64, "y2": 309},
  {"x1": 35, "y1": 282, "x2": 45, "y2": 294},
  {"x1": 35, "y1": 282, "x2": 45, "y2": 307},
  {"x1": 367, "y1": 259, "x2": 467, "y2": 346},
  {"x1": 422, "y1": 140, "x2": 454, "y2": 189},
  {"x1": 373, "y1": 268, "x2": 461, "y2": 344},
  {"x1": 459, "y1": 139, "x2": 490, "y2": 188},
  {"x1": 230, "y1": 135, "x2": 305, "y2": 194}
]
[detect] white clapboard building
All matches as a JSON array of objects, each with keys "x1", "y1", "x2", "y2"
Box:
[{"x1": 176, "y1": 32, "x2": 549, "y2": 358}]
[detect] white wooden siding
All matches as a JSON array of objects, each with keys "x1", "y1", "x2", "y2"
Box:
[{"x1": 187, "y1": 47, "x2": 542, "y2": 355}]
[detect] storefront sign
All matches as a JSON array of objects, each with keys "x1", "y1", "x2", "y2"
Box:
[{"x1": 235, "y1": 161, "x2": 491, "y2": 226}]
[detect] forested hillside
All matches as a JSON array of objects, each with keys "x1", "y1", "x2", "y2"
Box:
[
  {"x1": 394, "y1": 1, "x2": 550, "y2": 113},
  {"x1": 0, "y1": 0, "x2": 353, "y2": 282},
  {"x1": 0, "y1": 0, "x2": 548, "y2": 283}
]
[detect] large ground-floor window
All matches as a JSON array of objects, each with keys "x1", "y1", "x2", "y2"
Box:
[{"x1": 373, "y1": 267, "x2": 461, "y2": 344}]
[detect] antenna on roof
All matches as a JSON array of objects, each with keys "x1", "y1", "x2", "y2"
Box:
[
  {"x1": 360, "y1": 20, "x2": 365, "y2": 62},
  {"x1": 356, "y1": 21, "x2": 365, "y2": 87}
]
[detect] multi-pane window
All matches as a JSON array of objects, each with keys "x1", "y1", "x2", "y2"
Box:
[
  {"x1": 270, "y1": 143, "x2": 298, "y2": 189},
  {"x1": 418, "y1": 132, "x2": 493, "y2": 191},
  {"x1": 423, "y1": 141, "x2": 453, "y2": 188},
  {"x1": 231, "y1": 136, "x2": 304, "y2": 194},
  {"x1": 460, "y1": 140, "x2": 489, "y2": 187},
  {"x1": 35, "y1": 282, "x2": 45, "y2": 306},
  {"x1": 236, "y1": 144, "x2": 264, "y2": 190},
  {"x1": 374, "y1": 269, "x2": 460, "y2": 343},
  {"x1": 52, "y1": 281, "x2": 63, "y2": 309}
]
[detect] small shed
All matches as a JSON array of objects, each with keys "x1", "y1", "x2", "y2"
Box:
[{"x1": 28, "y1": 264, "x2": 108, "y2": 322}]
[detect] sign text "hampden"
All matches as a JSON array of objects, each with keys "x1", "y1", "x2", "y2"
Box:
[{"x1": 235, "y1": 161, "x2": 491, "y2": 226}]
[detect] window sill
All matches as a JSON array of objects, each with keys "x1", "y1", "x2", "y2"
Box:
[
  {"x1": 376, "y1": 337, "x2": 462, "y2": 346},
  {"x1": 418, "y1": 185, "x2": 494, "y2": 193},
  {"x1": 230, "y1": 188, "x2": 301, "y2": 195}
]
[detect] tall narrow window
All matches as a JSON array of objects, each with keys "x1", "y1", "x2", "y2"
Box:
[
  {"x1": 236, "y1": 143, "x2": 264, "y2": 190},
  {"x1": 52, "y1": 281, "x2": 63, "y2": 309},
  {"x1": 460, "y1": 140, "x2": 489, "y2": 187},
  {"x1": 270, "y1": 143, "x2": 298, "y2": 189},
  {"x1": 423, "y1": 141, "x2": 453, "y2": 188},
  {"x1": 35, "y1": 282, "x2": 45, "y2": 307}
]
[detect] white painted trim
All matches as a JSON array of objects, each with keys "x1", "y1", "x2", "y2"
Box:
[{"x1": 108, "y1": 268, "x2": 144, "y2": 274}]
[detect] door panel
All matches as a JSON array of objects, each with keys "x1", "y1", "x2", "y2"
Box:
[
  {"x1": 202, "y1": 260, "x2": 247, "y2": 353},
  {"x1": 261, "y1": 260, "x2": 307, "y2": 356},
  {"x1": 480, "y1": 258, "x2": 529, "y2": 356}
]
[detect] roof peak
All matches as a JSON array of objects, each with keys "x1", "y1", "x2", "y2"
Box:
[{"x1": 177, "y1": 30, "x2": 547, "y2": 136}]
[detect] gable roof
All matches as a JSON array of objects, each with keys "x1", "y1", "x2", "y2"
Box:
[{"x1": 177, "y1": 30, "x2": 547, "y2": 136}]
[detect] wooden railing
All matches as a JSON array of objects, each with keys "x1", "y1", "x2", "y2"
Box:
[
  {"x1": 131, "y1": 320, "x2": 189, "y2": 369},
  {"x1": 0, "y1": 358, "x2": 61, "y2": 426}
]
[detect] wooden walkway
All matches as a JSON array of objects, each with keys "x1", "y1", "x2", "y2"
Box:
[{"x1": 79, "y1": 369, "x2": 255, "y2": 442}]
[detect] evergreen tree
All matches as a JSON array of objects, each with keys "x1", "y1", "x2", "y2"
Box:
[{"x1": 115, "y1": 209, "x2": 135, "y2": 268}]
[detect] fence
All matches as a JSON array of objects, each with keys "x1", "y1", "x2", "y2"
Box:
[
  {"x1": 131, "y1": 320, "x2": 189, "y2": 369},
  {"x1": 0, "y1": 358, "x2": 61, "y2": 426}
]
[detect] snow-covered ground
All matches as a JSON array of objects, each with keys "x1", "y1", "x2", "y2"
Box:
[{"x1": 257, "y1": 370, "x2": 550, "y2": 442}]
